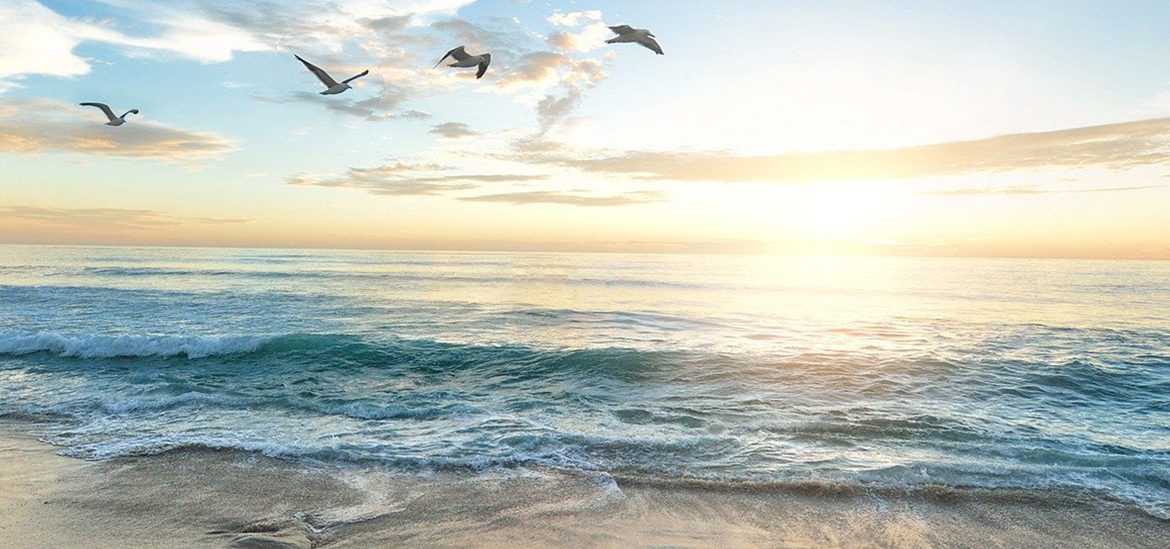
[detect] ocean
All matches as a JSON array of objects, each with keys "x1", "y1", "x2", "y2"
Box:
[{"x1": 1, "y1": 245, "x2": 1168, "y2": 522}]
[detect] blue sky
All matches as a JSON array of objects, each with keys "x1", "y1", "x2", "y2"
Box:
[{"x1": 2, "y1": 1, "x2": 1170, "y2": 257}]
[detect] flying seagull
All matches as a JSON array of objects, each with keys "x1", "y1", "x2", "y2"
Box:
[
  {"x1": 606, "y1": 25, "x2": 664, "y2": 55},
  {"x1": 294, "y1": 54, "x2": 369, "y2": 95},
  {"x1": 434, "y1": 46, "x2": 491, "y2": 79},
  {"x1": 79, "y1": 102, "x2": 139, "y2": 126}
]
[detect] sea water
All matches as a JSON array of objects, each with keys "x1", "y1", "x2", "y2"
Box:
[{"x1": 1, "y1": 246, "x2": 1167, "y2": 518}]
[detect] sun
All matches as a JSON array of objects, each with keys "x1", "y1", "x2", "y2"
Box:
[{"x1": 786, "y1": 182, "x2": 895, "y2": 241}]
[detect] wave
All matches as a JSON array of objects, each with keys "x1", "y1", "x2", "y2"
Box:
[
  {"x1": 608, "y1": 473, "x2": 1170, "y2": 520},
  {"x1": 42, "y1": 433, "x2": 1169, "y2": 520},
  {"x1": 5, "y1": 328, "x2": 1169, "y2": 522},
  {"x1": 97, "y1": 391, "x2": 258, "y2": 414},
  {"x1": 0, "y1": 332, "x2": 686, "y2": 376},
  {"x1": 0, "y1": 332, "x2": 273, "y2": 359},
  {"x1": 42, "y1": 266, "x2": 736, "y2": 291}
]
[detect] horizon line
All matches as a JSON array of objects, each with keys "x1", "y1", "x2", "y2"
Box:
[{"x1": 1, "y1": 241, "x2": 1167, "y2": 262}]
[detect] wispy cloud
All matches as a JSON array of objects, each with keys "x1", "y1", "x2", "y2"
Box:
[
  {"x1": 546, "y1": 11, "x2": 603, "y2": 28},
  {"x1": 519, "y1": 117, "x2": 1170, "y2": 182},
  {"x1": 254, "y1": 87, "x2": 431, "y2": 122},
  {"x1": 494, "y1": 51, "x2": 567, "y2": 90},
  {"x1": 460, "y1": 190, "x2": 666, "y2": 207},
  {"x1": 923, "y1": 185, "x2": 1164, "y2": 196},
  {"x1": 288, "y1": 162, "x2": 547, "y2": 196},
  {"x1": 547, "y1": 23, "x2": 613, "y2": 53},
  {"x1": 0, "y1": 99, "x2": 234, "y2": 159},
  {"x1": 0, "y1": 206, "x2": 249, "y2": 229},
  {"x1": 493, "y1": 52, "x2": 608, "y2": 134},
  {"x1": 429, "y1": 122, "x2": 479, "y2": 139},
  {"x1": 0, "y1": 0, "x2": 268, "y2": 87},
  {"x1": 0, "y1": 0, "x2": 475, "y2": 89},
  {"x1": 545, "y1": 11, "x2": 612, "y2": 55},
  {"x1": 5, "y1": 1, "x2": 616, "y2": 141}
]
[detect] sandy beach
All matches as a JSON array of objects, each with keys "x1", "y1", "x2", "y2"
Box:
[{"x1": 2, "y1": 421, "x2": 1167, "y2": 548}]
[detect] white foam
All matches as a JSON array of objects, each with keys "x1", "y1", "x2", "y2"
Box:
[{"x1": 0, "y1": 332, "x2": 273, "y2": 359}]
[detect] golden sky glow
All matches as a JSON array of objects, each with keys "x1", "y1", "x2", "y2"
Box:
[{"x1": 2, "y1": 1, "x2": 1169, "y2": 259}]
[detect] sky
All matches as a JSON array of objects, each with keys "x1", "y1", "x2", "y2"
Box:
[{"x1": 1, "y1": 0, "x2": 1169, "y2": 258}]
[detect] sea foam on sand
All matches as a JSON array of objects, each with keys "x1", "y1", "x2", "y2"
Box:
[{"x1": 2, "y1": 422, "x2": 1167, "y2": 549}]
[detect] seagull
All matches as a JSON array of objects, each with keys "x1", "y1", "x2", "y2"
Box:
[
  {"x1": 606, "y1": 25, "x2": 664, "y2": 55},
  {"x1": 79, "y1": 103, "x2": 139, "y2": 126},
  {"x1": 294, "y1": 54, "x2": 369, "y2": 95},
  {"x1": 434, "y1": 46, "x2": 491, "y2": 79}
]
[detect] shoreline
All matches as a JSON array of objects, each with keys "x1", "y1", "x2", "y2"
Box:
[{"x1": 2, "y1": 421, "x2": 1167, "y2": 548}]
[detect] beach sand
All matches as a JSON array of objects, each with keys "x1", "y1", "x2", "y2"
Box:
[{"x1": 2, "y1": 422, "x2": 1167, "y2": 548}]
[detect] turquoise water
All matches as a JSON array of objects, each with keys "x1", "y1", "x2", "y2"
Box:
[{"x1": 1, "y1": 246, "x2": 1168, "y2": 518}]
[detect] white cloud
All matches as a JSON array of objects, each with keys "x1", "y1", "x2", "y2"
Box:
[
  {"x1": 1, "y1": 1, "x2": 614, "y2": 140},
  {"x1": 0, "y1": 2, "x2": 120, "y2": 85},
  {"x1": 546, "y1": 10, "x2": 602, "y2": 28},
  {"x1": 547, "y1": 22, "x2": 612, "y2": 53},
  {"x1": 0, "y1": 0, "x2": 480, "y2": 89}
]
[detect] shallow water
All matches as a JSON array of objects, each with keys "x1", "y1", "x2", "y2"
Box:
[{"x1": 1, "y1": 246, "x2": 1168, "y2": 519}]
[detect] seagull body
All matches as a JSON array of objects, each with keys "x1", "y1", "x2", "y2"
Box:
[
  {"x1": 606, "y1": 25, "x2": 663, "y2": 55},
  {"x1": 79, "y1": 102, "x2": 139, "y2": 126},
  {"x1": 294, "y1": 54, "x2": 369, "y2": 95},
  {"x1": 434, "y1": 46, "x2": 491, "y2": 79}
]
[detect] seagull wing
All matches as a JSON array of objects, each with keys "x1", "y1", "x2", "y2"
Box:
[
  {"x1": 637, "y1": 36, "x2": 664, "y2": 55},
  {"x1": 342, "y1": 69, "x2": 369, "y2": 84},
  {"x1": 294, "y1": 54, "x2": 339, "y2": 88},
  {"x1": 434, "y1": 46, "x2": 469, "y2": 68},
  {"x1": 476, "y1": 54, "x2": 491, "y2": 79},
  {"x1": 80, "y1": 102, "x2": 117, "y2": 122},
  {"x1": 609, "y1": 25, "x2": 635, "y2": 35},
  {"x1": 120, "y1": 109, "x2": 140, "y2": 118},
  {"x1": 449, "y1": 46, "x2": 470, "y2": 61}
]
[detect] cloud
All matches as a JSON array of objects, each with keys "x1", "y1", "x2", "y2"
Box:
[
  {"x1": 460, "y1": 190, "x2": 666, "y2": 207},
  {"x1": 923, "y1": 185, "x2": 1164, "y2": 196},
  {"x1": 0, "y1": 206, "x2": 249, "y2": 229},
  {"x1": 511, "y1": 135, "x2": 565, "y2": 154},
  {"x1": 429, "y1": 18, "x2": 529, "y2": 58},
  {"x1": 0, "y1": 0, "x2": 478, "y2": 88},
  {"x1": 0, "y1": 99, "x2": 234, "y2": 159},
  {"x1": 547, "y1": 22, "x2": 612, "y2": 53},
  {"x1": 537, "y1": 59, "x2": 607, "y2": 133},
  {"x1": 537, "y1": 89, "x2": 585, "y2": 132},
  {"x1": 288, "y1": 162, "x2": 547, "y2": 197},
  {"x1": 497, "y1": 54, "x2": 607, "y2": 133},
  {"x1": 429, "y1": 122, "x2": 479, "y2": 139},
  {"x1": 521, "y1": 117, "x2": 1170, "y2": 182},
  {"x1": 546, "y1": 11, "x2": 602, "y2": 28},
  {"x1": 4, "y1": 2, "x2": 613, "y2": 137},
  {"x1": 0, "y1": 0, "x2": 272, "y2": 88},
  {"x1": 495, "y1": 50, "x2": 607, "y2": 90},
  {"x1": 3, "y1": 1, "x2": 615, "y2": 147},
  {"x1": 254, "y1": 80, "x2": 429, "y2": 122},
  {"x1": 447, "y1": 10, "x2": 610, "y2": 135},
  {"x1": 0, "y1": 1, "x2": 139, "y2": 87},
  {"x1": 495, "y1": 51, "x2": 567, "y2": 89}
]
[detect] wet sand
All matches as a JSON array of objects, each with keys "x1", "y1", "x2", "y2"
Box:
[{"x1": 1, "y1": 423, "x2": 1167, "y2": 548}]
